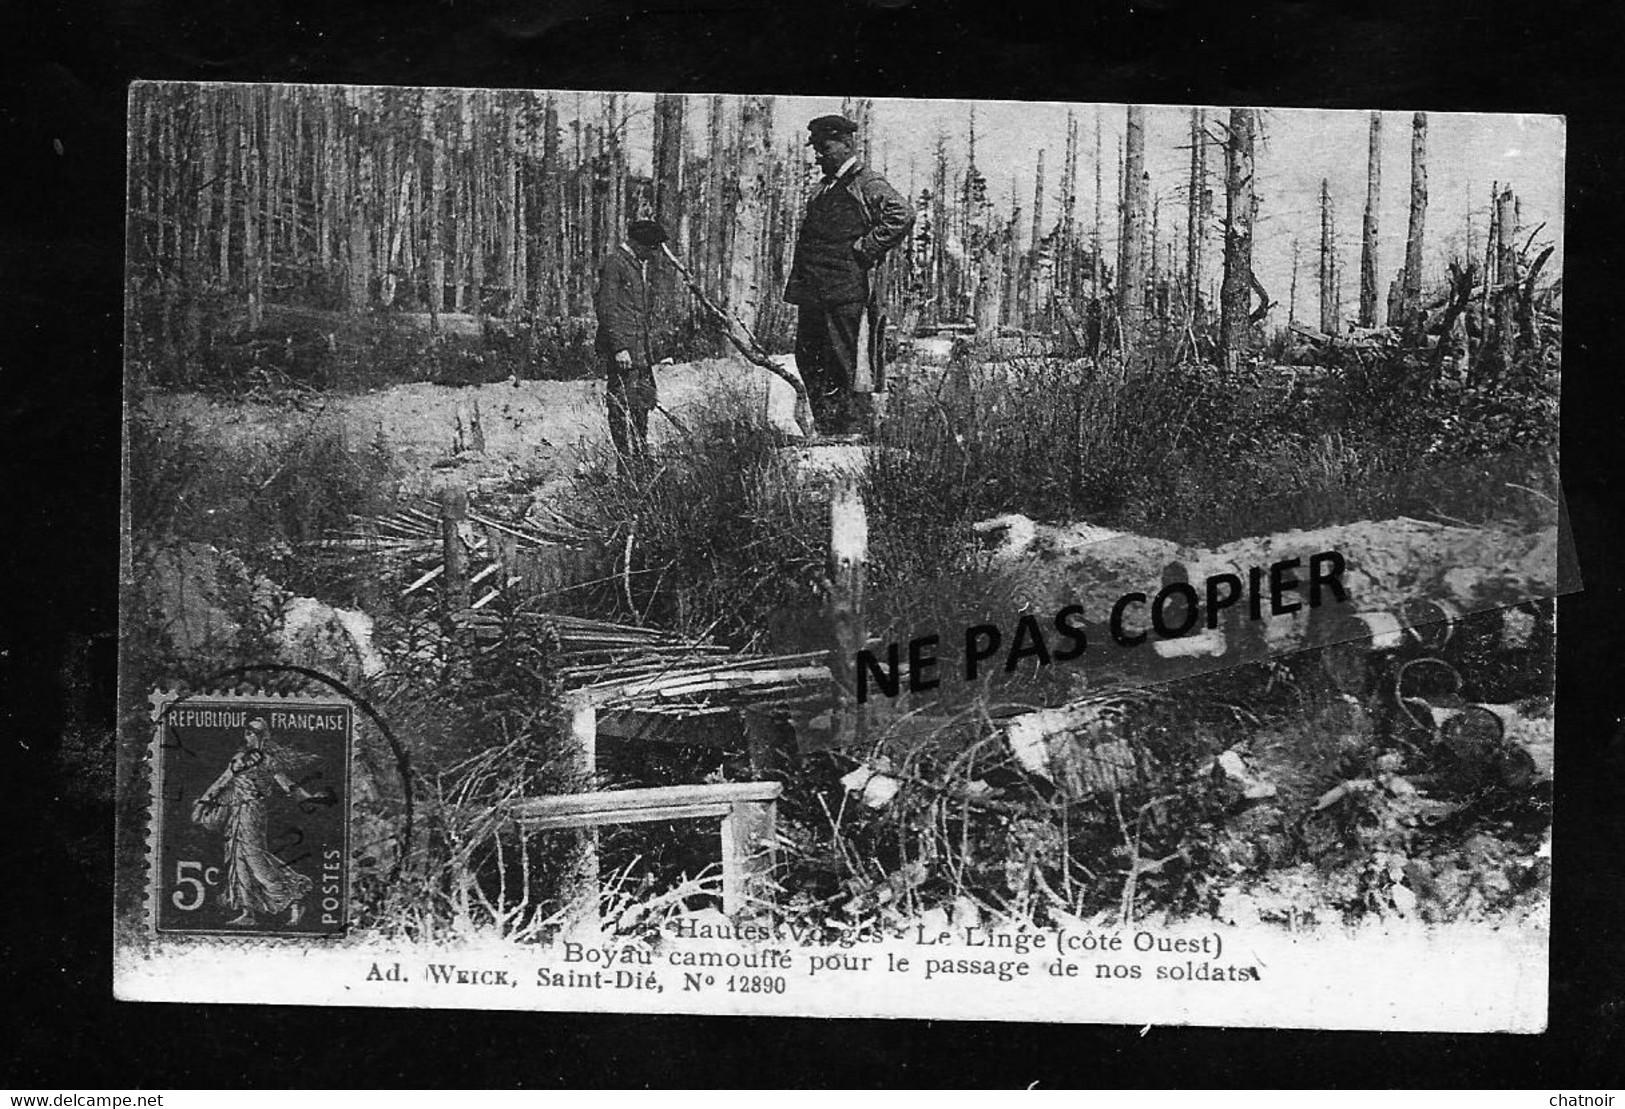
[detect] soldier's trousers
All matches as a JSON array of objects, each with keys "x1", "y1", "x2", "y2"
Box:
[
  {"x1": 795, "y1": 302, "x2": 867, "y2": 436},
  {"x1": 606, "y1": 360, "x2": 656, "y2": 473}
]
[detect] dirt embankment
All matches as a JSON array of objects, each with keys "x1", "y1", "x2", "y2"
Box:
[{"x1": 142, "y1": 354, "x2": 804, "y2": 495}]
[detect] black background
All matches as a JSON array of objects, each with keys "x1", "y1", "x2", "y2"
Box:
[{"x1": 3, "y1": 0, "x2": 1624, "y2": 1088}]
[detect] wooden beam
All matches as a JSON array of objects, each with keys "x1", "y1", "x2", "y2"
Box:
[
  {"x1": 512, "y1": 780, "x2": 784, "y2": 826},
  {"x1": 513, "y1": 780, "x2": 784, "y2": 919},
  {"x1": 577, "y1": 664, "x2": 831, "y2": 708},
  {"x1": 518, "y1": 800, "x2": 735, "y2": 830}
]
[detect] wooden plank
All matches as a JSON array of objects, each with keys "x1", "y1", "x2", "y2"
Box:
[
  {"x1": 518, "y1": 801, "x2": 734, "y2": 831},
  {"x1": 402, "y1": 564, "x2": 444, "y2": 596},
  {"x1": 580, "y1": 664, "x2": 831, "y2": 707},
  {"x1": 512, "y1": 781, "x2": 784, "y2": 824}
]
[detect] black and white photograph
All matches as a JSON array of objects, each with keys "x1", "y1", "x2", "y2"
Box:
[{"x1": 109, "y1": 83, "x2": 1568, "y2": 1030}]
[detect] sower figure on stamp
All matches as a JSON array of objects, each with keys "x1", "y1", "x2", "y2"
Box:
[
  {"x1": 595, "y1": 219, "x2": 669, "y2": 474},
  {"x1": 785, "y1": 115, "x2": 914, "y2": 438},
  {"x1": 191, "y1": 717, "x2": 324, "y2": 927}
]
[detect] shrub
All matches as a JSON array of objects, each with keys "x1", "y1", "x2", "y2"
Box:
[{"x1": 125, "y1": 396, "x2": 402, "y2": 604}]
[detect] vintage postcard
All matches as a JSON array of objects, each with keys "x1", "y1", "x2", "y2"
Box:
[{"x1": 116, "y1": 83, "x2": 1569, "y2": 1029}]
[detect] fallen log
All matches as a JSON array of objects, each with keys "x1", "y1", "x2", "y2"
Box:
[{"x1": 974, "y1": 511, "x2": 1558, "y2": 673}]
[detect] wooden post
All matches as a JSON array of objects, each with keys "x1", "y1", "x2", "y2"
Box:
[
  {"x1": 721, "y1": 797, "x2": 778, "y2": 918},
  {"x1": 439, "y1": 484, "x2": 471, "y2": 614},
  {"x1": 564, "y1": 691, "x2": 600, "y2": 934},
  {"x1": 828, "y1": 480, "x2": 868, "y2": 745}
]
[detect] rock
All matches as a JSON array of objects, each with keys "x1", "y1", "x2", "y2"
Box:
[
  {"x1": 139, "y1": 542, "x2": 285, "y2": 660},
  {"x1": 840, "y1": 763, "x2": 902, "y2": 809},
  {"x1": 137, "y1": 541, "x2": 385, "y2": 687},
  {"x1": 1208, "y1": 748, "x2": 1278, "y2": 802},
  {"x1": 279, "y1": 595, "x2": 387, "y2": 686},
  {"x1": 1005, "y1": 702, "x2": 1141, "y2": 796}
]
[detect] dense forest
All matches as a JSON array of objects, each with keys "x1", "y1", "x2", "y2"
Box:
[{"x1": 126, "y1": 84, "x2": 1559, "y2": 389}]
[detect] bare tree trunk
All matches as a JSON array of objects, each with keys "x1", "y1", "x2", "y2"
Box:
[
  {"x1": 1092, "y1": 110, "x2": 1103, "y2": 318},
  {"x1": 1359, "y1": 111, "x2": 1382, "y2": 327},
  {"x1": 727, "y1": 96, "x2": 773, "y2": 334},
  {"x1": 651, "y1": 93, "x2": 685, "y2": 340},
  {"x1": 1119, "y1": 105, "x2": 1147, "y2": 346},
  {"x1": 705, "y1": 96, "x2": 728, "y2": 302},
  {"x1": 218, "y1": 97, "x2": 235, "y2": 287},
  {"x1": 606, "y1": 93, "x2": 627, "y2": 250},
  {"x1": 505, "y1": 97, "x2": 523, "y2": 312},
  {"x1": 1319, "y1": 178, "x2": 1336, "y2": 335},
  {"x1": 1185, "y1": 107, "x2": 1206, "y2": 324},
  {"x1": 1218, "y1": 108, "x2": 1256, "y2": 364},
  {"x1": 1400, "y1": 111, "x2": 1428, "y2": 334},
  {"x1": 190, "y1": 95, "x2": 212, "y2": 291},
  {"x1": 347, "y1": 94, "x2": 371, "y2": 313},
  {"x1": 1493, "y1": 185, "x2": 1520, "y2": 371},
  {"x1": 1004, "y1": 177, "x2": 1019, "y2": 329},
  {"x1": 1060, "y1": 111, "x2": 1077, "y2": 303},
  {"x1": 423, "y1": 91, "x2": 444, "y2": 325},
  {"x1": 318, "y1": 92, "x2": 334, "y2": 276},
  {"x1": 538, "y1": 93, "x2": 561, "y2": 316},
  {"x1": 242, "y1": 90, "x2": 263, "y2": 331},
  {"x1": 1481, "y1": 180, "x2": 1499, "y2": 327},
  {"x1": 470, "y1": 92, "x2": 487, "y2": 326},
  {"x1": 1150, "y1": 194, "x2": 1162, "y2": 325},
  {"x1": 1289, "y1": 239, "x2": 1300, "y2": 325},
  {"x1": 1333, "y1": 203, "x2": 1344, "y2": 328},
  {"x1": 931, "y1": 137, "x2": 947, "y2": 325},
  {"x1": 1028, "y1": 148, "x2": 1044, "y2": 329}
]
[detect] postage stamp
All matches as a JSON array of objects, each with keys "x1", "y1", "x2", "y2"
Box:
[
  {"x1": 146, "y1": 690, "x2": 352, "y2": 937},
  {"x1": 115, "y1": 81, "x2": 1570, "y2": 1030}
]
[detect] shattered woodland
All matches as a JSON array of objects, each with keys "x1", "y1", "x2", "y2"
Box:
[{"x1": 116, "y1": 85, "x2": 1566, "y2": 1031}]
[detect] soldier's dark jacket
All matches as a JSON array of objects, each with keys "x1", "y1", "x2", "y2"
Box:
[
  {"x1": 785, "y1": 162, "x2": 914, "y2": 307},
  {"x1": 594, "y1": 245, "x2": 653, "y2": 365}
]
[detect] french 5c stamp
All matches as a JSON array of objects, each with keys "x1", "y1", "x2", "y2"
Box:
[{"x1": 147, "y1": 690, "x2": 352, "y2": 937}]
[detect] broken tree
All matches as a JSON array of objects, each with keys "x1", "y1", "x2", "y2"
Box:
[{"x1": 1219, "y1": 108, "x2": 1257, "y2": 365}]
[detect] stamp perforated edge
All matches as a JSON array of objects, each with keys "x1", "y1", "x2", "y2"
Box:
[{"x1": 143, "y1": 687, "x2": 356, "y2": 941}]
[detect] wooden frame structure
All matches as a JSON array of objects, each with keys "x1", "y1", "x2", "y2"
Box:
[
  {"x1": 510, "y1": 779, "x2": 783, "y2": 918},
  {"x1": 509, "y1": 683, "x2": 812, "y2": 929}
]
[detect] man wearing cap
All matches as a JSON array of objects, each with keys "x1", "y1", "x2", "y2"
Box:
[
  {"x1": 595, "y1": 219, "x2": 669, "y2": 472},
  {"x1": 785, "y1": 114, "x2": 914, "y2": 437}
]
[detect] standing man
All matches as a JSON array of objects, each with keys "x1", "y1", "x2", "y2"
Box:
[
  {"x1": 595, "y1": 218, "x2": 669, "y2": 472},
  {"x1": 784, "y1": 114, "x2": 914, "y2": 437}
]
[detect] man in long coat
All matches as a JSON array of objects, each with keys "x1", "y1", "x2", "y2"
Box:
[
  {"x1": 784, "y1": 115, "x2": 914, "y2": 437},
  {"x1": 595, "y1": 219, "x2": 669, "y2": 471}
]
